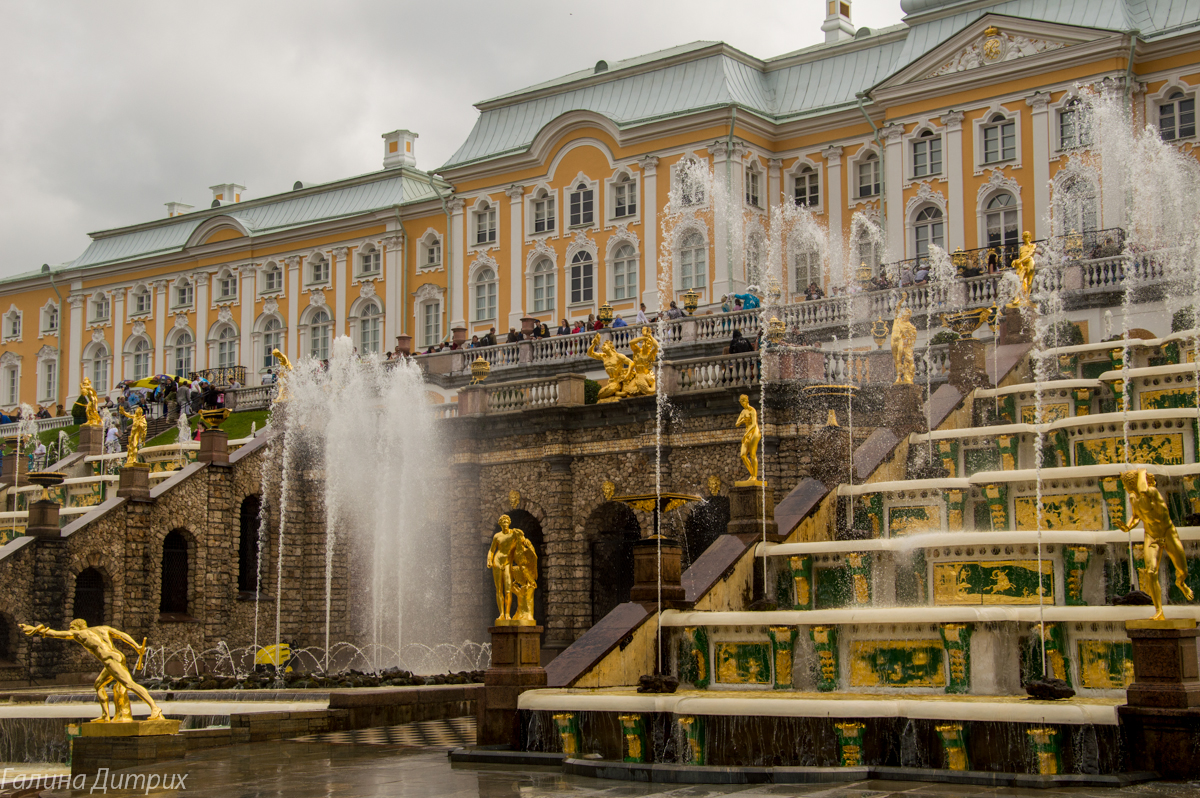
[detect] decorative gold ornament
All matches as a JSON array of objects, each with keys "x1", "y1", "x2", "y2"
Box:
[
  {"x1": 825, "y1": 409, "x2": 840, "y2": 427},
  {"x1": 870, "y1": 317, "x2": 889, "y2": 350},
  {"x1": 1007, "y1": 231, "x2": 1037, "y2": 308},
  {"x1": 469, "y1": 356, "x2": 491, "y2": 385},
  {"x1": 735, "y1": 393, "x2": 764, "y2": 487},
  {"x1": 587, "y1": 331, "x2": 658, "y2": 402},
  {"x1": 615, "y1": 493, "x2": 702, "y2": 514},
  {"x1": 508, "y1": 490, "x2": 520, "y2": 509},
  {"x1": 707, "y1": 474, "x2": 721, "y2": 497},
  {"x1": 119, "y1": 406, "x2": 147, "y2": 467},
  {"x1": 1118, "y1": 469, "x2": 1195, "y2": 620},
  {"x1": 486, "y1": 514, "x2": 538, "y2": 627},
  {"x1": 602, "y1": 481, "x2": 616, "y2": 501},
  {"x1": 766, "y1": 317, "x2": 786, "y2": 345},
  {"x1": 80, "y1": 378, "x2": 102, "y2": 427},
  {"x1": 986, "y1": 303, "x2": 1001, "y2": 335},
  {"x1": 20, "y1": 620, "x2": 171, "y2": 726},
  {"x1": 598, "y1": 303, "x2": 614, "y2": 327},
  {"x1": 855, "y1": 261, "x2": 873, "y2": 284},
  {"x1": 27, "y1": 471, "x2": 65, "y2": 502},
  {"x1": 1065, "y1": 229, "x2": 1084, "y2": 260},
  {"x1": 683, "y1": 289, "x2": 699, "y2": 316},
  {"x1": 982, "y1": 26, "x2": 1004, "y2": 62},
  {"x1": 891, "y1": 298, "x2": 917, "y2": 385},
  {"x1": 940, "y1": 308, "x2": 990, "y2": 338},
  {"x1": 951, "y1": 247, "x2": 969, "y2": 275},
  {"x1": 271, "y1": 348, "x2": 293, "y2": 404}
]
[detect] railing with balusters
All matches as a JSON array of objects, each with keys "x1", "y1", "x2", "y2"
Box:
[
  {"x1": 486, "y1": 378, "x2": 561, "y2": 413},
  {"x1": 823, "y1": 350, "x2": 872, "y2": 384},
  {"x1": 673, "y1": 351, "x2": 761, "y2": 393}
]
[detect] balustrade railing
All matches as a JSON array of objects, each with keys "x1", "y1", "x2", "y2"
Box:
[
  {"x1": 823, "y1": 350, "x2": 872, "y2": 384},
  {"x1": 225, "y1": 385, "x2": 277, "y2": 411},
  {"x1": 0, "y1": 415, "x2": 74, "y2": 438},
  {"x1": 915, "y1": 344, "x2": 951, "y2": 383},
  {"x1": 189, "y1": 366, "x2": 247, "y2": 386},
  {"x1": 694, "y1": 309, "x2": 758, "y2": 342},
  {"x1": 486, "y1": 378, "x2": 560, "y2": 413},
  {"x1": 673, "y1": 351, "x2": 760, "y2": 393}
]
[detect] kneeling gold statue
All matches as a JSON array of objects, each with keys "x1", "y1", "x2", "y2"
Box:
[
  {"x1": 21, "y1": 619, "x2": 165, "y2": 723},
  {"x1": 1118, "y1": 468, "x2": 1195, "y2": 621}
]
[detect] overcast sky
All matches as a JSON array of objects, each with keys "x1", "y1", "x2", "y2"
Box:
[{"x1": 0, "y1": 0, "x2": 904, "y2": 278}]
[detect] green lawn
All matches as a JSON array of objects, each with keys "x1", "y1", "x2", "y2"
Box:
[{"x1": 146, "y1": 409, "x2": 272, "y2": 447}]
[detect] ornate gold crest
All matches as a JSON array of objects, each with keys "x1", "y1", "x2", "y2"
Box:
[
  {"x1": 601, "y1": 481, "x2": 616, "y2": 501},
  {"x1": 982, "y1": 26, "x2": 1004, "y2": 62},
  {"x1": 508, "y1": 490, "x2": 520, "y2": 509},
  {"x1": 707, "y1": 474, "x2": 721, "y2": 496}
]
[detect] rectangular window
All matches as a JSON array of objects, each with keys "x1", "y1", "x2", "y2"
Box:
[
  {"x1": 133, "y1": 350, "x2": 150, "y2": 381},
  {"x1": 174, "y1": 344, "x2": 192, "y2": 379},
  {"x1": 983, "y1": 121, "x2": 1016, "y2": 163},
  {"x1": 533, "y1": 198, "x2": 555, "y2": 233},
  {"x1": 533, "y1": 272, "x2": 555, "y2": 312},
  {"x1": 425, "y1": 241, "x2": 441, "y2": 267},
  {"x1": 422, "y1": 302, "x2": 441, "y2": 348},
  {"x1": 93, "y1": 299, "x2": 109, "y2": 321},
  {"x1": 175, "y1": 284, "x2": 193, "y2": 307},
  {"x1": 310, "y1": 260, "x2": 329, "y2": 284},
  {"x1": 1059, "y1": 106, "x2": 1092, "y2": 150},
  {"x1": 858, "y1": 158, "x2": 880, "y2": 198},
  {"x1": 794, "y1": 171, "x2": 819, "y2": 207},
  {"x1": 7, "y1": 315, "x2": 19, "y2": 339},
  {"x1": 219, "y1": 275, "x2": 236, "y2": 300},
  {"x1": 42, "y1": 359, "x2": 56, "y2": 401},
  {"x1": 912, "y1": 137, "x2": 942, "y2": 177},
  {"x1": 5, "y1": 369, "x2": 16, "y2": 406},
  {"x1": 614, "y1": 182, "x2": 636, "y2": 217},
  {"x1": 613, "y1": 256, "x2": 637, "y2": 300},
  {"x1": 264, "y1": 269, "x2": 282, "y2": 292},
  {"x1": 92, "y1": 357, "x2": 107, "y2": 393},
  {"x1": 263, "y1": 332, "x2": 282, "y2": 370},
  {"x1": 360, "y1": 317, "x2": 380, "y2": 354},
  {"x1": 474, "y1": 281, "x2": 497, "y2": 321},
  {"x1": 1161, "y1": 97, "x2": 1196, "y2": 141},
  {"x1": 45, "y1": 306, "x2": 58, "y2": 332},
  {"x1": 569, "y1": 187, "x2": 594, "y2": 227},
  {"x1": 360, "y1": 250, "x2": 381, "y2": 275},
  {"x1": 475, "y1": 208, "x2": 496, "y2": 245},
  {"x1": 570, "y1": 259, "x2": 594, "y2": 304},
  {"x1": 745, "y1": 171, "x2": 761, "y2": 207}
]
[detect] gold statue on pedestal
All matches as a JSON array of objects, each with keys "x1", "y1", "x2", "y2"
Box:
[
  {"x1": 1008, "y1": 231, "x2": 1037, "y2": 308},
  {"x1": 271, "y1": 348, "x2": 293, "y2": 404},
  {"x1": 891, "y1": 301, "x2": 917, "y2": 385},
  {"x1": 735, "y1": 394, "x2": 764, "y2": 487},
  {"x1": 1118, "y1": 469, "x2": 1195, "y2": 621},
  {"x1": 80, "y1": 378, "x2": 102, "y2": 427},
  {"x1": 587, "y1": 334, "x2": 633, "y2": 403},
  {"x1": 487, "y1": 514, "x2": 538, "y2": 626},
  {"x1": 20, "y1": 620, "x2": 173, "y2": 728},
  {"x1": 119, "y1": 406, "x2": 146, "y2": 466}
]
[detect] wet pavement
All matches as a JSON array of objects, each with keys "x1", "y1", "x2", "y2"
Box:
[{"x1": 20, "y1": 741, "x2": 1200, "y2": 798}]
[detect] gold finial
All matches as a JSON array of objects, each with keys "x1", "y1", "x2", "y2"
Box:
[
  {"x1": 984, "y1": 25, "x2": 1000, "y2": 37},
  {"x1": 826, "y1": 409, "x2": 840, "y2": 427},
  {"x1": 601, "y1": 480, "x2": 616, "y2": 501},
  {"x1": 508, "y1": 490, "x2": 520, "y2": 509},
  {"x1": 707, "y1": 474, "x2": 721, "y2": 496}
]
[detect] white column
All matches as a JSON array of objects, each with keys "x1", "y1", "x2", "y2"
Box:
[
  {"x1": 240, "y1": 265, "x2": 256, "y2": 383},
  {"x1": 382, "y1": 235, "x2": 403, "y2": 348},
  {"x1": 768, "y1": 157, "x2": 783, "y2": 209},
  {"x1": 822, "y1": 146, "x2": 844, "y2": 282},
  {"x1": 66, "y1": 295, "x2": 84, "y2": 406},
  {"x1": 153, "y1": 281, "x2": 167, "y2": 375},
  {"x1": 194, "y1": 274, "x2": 209, "y2": 371},
  {"x1": 941, "y1": 111, "x2": 966, "y2": 251},
  {"x1": 285, "y1": 257, "x2": 300, "y2": 359},
  {"x1": 448, "y1": 198, "x2": 466, "y2": 331},
  {"x1": 333, "y1": 246, "x2": 348, "y2": 339},
  {"x1": 638, "y1": 156, "x2": 659, "y2": 312},
  {"x1": 505, "y1": 184, "x2": 524, "y2": 330},
  {"x1": 112, "y1": 292, "x2": 125, "y2": 386},
  {"x1": 1027, "y1": 92, "x2": 1051, "y2": 240},
  {"x1": 882, "y1": 124, "x2": 905, "y2": 263}
]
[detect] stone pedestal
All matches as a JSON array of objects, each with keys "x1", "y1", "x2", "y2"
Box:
[
  {"x1": 197, "y1": 428, "x2": 229, "y2": 466},
  {"x1": 71, "y1": 732, "x2": 186, "y2": 777},
  {"x1": 948, "y1": 338, "x2": 990, "y2": 392},
  {"x1": 520, "y1": 317, "x2": 539, "y2": 335},
  {"x1": 478, "y1": 625, "x2": 546, "y2": 747},
  {"x1": 0, "y1": 451, "x2": 27, "y2": 484},
  {"x1": 629, "y1": 537, "x2": 687, "y2": 605},
  {"x1": 882, "y1": 383, "x2": 927, "y2": 435},
  {"x1": 77, "y1": 424, "x2": 103, "y2": 456},
  {"x1": 458, "y1": 385, "x2": 488, "y2": 416},
  {"x1": 451, "y1": 326, "x2": 467, "y2": 347},
  {"x1": 26, "y1": 499, "x2": 60, "y2": 538},
  {"x1": 1117, "y1": 619, "x2": 1200, "y2": 779},
  {"x1": 726, "y1": 484, "x2": 780, "y2": 542},
  {"x1": 999, "y1": 306, "x2": 1034, "y2": 345},
  {"x1": 80, "y1": 718, "x2": 181, "y2": 737},
  {"x1": 116, "y1": 463, "x2": 151, "y2": 502},
  {"x1": 394, "y1": 335, "x2": 412, "y2": 356}
]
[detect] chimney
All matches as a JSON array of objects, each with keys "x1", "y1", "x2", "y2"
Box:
[
  {"x1": 822, "y1": 0, "x2": 853, "y2": 43},
  {"x1": 382, "y1": 130, "x2": 418, "y2": 169},
  {"x1": 165, "y1": 201, "x2": 194, "y2": 218},
  {"x1": 209, "y1": 183, "x2": 246, "y2": 205}
]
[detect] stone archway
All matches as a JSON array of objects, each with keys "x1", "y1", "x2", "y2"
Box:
[
  {"x1": 584, "y1": 502, "x2": 642, "y2": 626},
  {"x1": 683, "y1": 496, "x2": 730, "y2": 570}
]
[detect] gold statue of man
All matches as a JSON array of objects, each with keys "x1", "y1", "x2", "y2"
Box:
[
  {"x1": 21, "y1": 619, "x2": 164, "y2": 722},
  {"x1": 622, "y1": 330, "x2": 659, "y2": 398},
  {"x1": 1008, "y1": 231, "x2": 1037, "y2": 308},
  {"x1": 487, "y1": 515, "x2": 520, "y2": 625},
  {"x1": 271, "y1": 348, "x2": 293, "y2": 404},
  {"x1": 891, "y1": 302, "x2": 917, "y2": 385},
  {"x1": 80, "y1": 377, "x2": 102, "y2": 427},
  {"x1": 119, "y1": 406, "x2": 147, "y2": 466},
  {"x1": 587, "y1": 334, "x2": 633, "y2": 402},
  {"x1": 735, "y1": 393, "x2": 763, "y2": 486},
  {"x1": 1119, "y1": 469, "x2": 1195, "y2": 620},
  {"x1": 510, "y1": 529, "x2": 539, "y2": 624}
]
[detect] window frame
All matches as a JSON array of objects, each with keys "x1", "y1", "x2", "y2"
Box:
[
  {"x1": 912, "y1": 205, "x2": 945, "y2": 261},
  {"x1": 130, "y1": 337, "x2": 152, "y2": 381},
  {"x1": 357, "y1": 246, "x2": 381, "y2": 278},
  {"x1": 792, "y1": 166, "x2": 820, "y2": 209},
  {"x1": 911, "y1": 130, "x2": 943, "y2": 178},
  {"x1": 568, "y1": 180, "x2": 595, "y2": 228},
  {"x1": 130, "y1": 287, "x2": 152, "y2": 317},
  {"x1": 473, "y1": 267, "x2": 498, "y2": 322},
  {"x1": 745, "y1": 165, "x2": 762, "y2": 208},
  {"x1": 214, "y1": 325, "x2": 238, "y2": 370},
  {"x1": 307, "y1": 256, "x2": 330, "y2": 287},
  {"x1": 1158, "y1": 90, "x2": 1197, "y2": 142},
  {"x1": 983, "y1": 191, "x2": 1020, "y2": 250},
  {"x1": 172, "y1": 279, "x2": 194, "y2": 310},
  {"x1": 358, "y1": 301, "x2": 382, "y2": 354},
  {"x1": 261, "y1": 264, "x2": 283, "y2": 294},
  {"x1": 678, "y1": 230, "x2": 707, "y2": 293},
  {"x1": 420, "y1": 299, "x2": 442, "y2": 349},
  {"x1": 308, "y1": 309, "x2": 332, "y2": 361},
  {"x1": 90, "y1": 294, "x2": 110, "y2": 324},
  {"x1": 611, "y1": 243, "x2": 638, "y2": 302},
  {"x1": 261, "y1": 317, "x2": 284, "y2": 371},
  {"x1": 569, "y1": 251, "x2": 595, "y2": 306},
  {"x1": 1057, "y1": 98, "x2": 1092, "y2": 151},
  {"x1": 528, "y1": 188, "x2": 556, "y2": 236},
  {"x1": 857, "y1": 152, "x2": 881, "y2": 199},
  {"x1": 472, "y1": 201, "x2": 497, "y2": 247},
  {"x1": 2, "y1": 310, "x2": 20, "y2": 343},
  {"x1": 41, "y1": 303, "x2": 58, "y2": 336},
  {"x1": 981, "y1": 114, "x2": 1016, "y2": 165},
  {"x1": 531, "y1": 258, "x2": 556, "y2": 314},
  {"x1": 216, "y1": 269, "x2": 238, "y2": 302},
  {"x1": 609, "y1": 172, "x2": 638, "y2": 221},
  {"x1": 170, "y1": 331, "x2": 194, "y2": 379},
  {"x1": 39, "y1": 356, "x2": 57, "y2": 404}
]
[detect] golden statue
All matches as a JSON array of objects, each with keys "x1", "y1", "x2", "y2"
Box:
[
  {"x1": 587, "y1": 334, "x2": 633, "y2": 403},
  {"x1": 621, "y1": 330, "x2": 659, "y2": 398},
  {"x1": 1008, "y1": 231, "x2": 1037, "y2": 308},
  {"x1": 891, "y1": 301, "x2": 917, "y2": 385},
  {"x1": 20, "y1": 619, "x2": 166, "y2": 723},
  {"x1": 1118, "y1": 469, "x2": 1195, "y2": 620},
  {"x1": 735, "y1": 394, "x2": 763, "y2": 487},
  {"x1": 487, "y1": 514, "x2": 536, "y2": 626},
  {"x1": 119, "y1": 406, "x2": 146, "y2": 466},
  {"x1": 271, "y1": 348, "x2": 293, "y2": 404},
  {"x1": 80, "y1": 377, "x2": 102, "y2": 427}
]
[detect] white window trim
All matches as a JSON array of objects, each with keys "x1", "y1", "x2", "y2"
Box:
[
  {"x1": 1049, "y1": 90, "x2": 1092, "y2": 156},
  {"x1": 36, "y1": 348, "x2": 57, "y2": 405},
  {"x1": 171, "y1": 278, "x2": 195, "y2": 311},
  {"x1": 165, "y1": 326, "x2": 196, "y2": 379},
  {"x1": 38, "y1": 299, "x2": 59, "y2": 339},
  {"x1": 89, "y1": 293, "x2": 112, "y2": 326},
  {"x1": 744, "y1": 159, "x2": 765, "y2": 210},
  {"x1": 903, "y1": 122, "x2": 947, "y2": 185},
  {"x1": 972, "y1": 104, "x2": 1023, "y2": 175},
  {"x1": 123, "y1": 334, "x2": 154, "y2": 382},
  {"x1": 1049, "y1": 162, "x2": 1101, "y2": 237},
  {"x1": 252, "y1": 313, "x2": 286, "y2": 375},
  {"x1": 787, "y1": 157, "x2": 823, "y2": 213},
  {"x1": 207, "y1": 322, "x2": 240, "y2": 370},
  {"x1": 413, "y1": 283, "x2": 446, "y2": 349},
  {"x1": 417, "y1": 229, "x2": 444, "y2": 272},
  {"x1": 0, "y1": 360, "x2": 20, "y2": 409},
  {"x1": 127, "y1": 284, "x2": 153, "y2": 319},
  {"x1": 213, "y1": 267, "x2": 239, "y2": 305},
  {"x1": 259, "y1": 262, "x2": 285, "y2": 296},
  {"x1": 1, "y1": 305, "x2": 22, "y2": 344},
  {"x1": 468, "y1": 257, "x2": 499, "y2": 324},
  {"x1": 355, "y1": 242, "x2": 383, "y2": 280},
  {"x1": 975, "y1": 171, "x2": 1025, "y2": 253},
  {"x1": 790, "y1": 241, "x2": 824, "y2": 295},
  {"x1": 468, "y1": 196, "x2": 499, "y2": 252},
  {"x1": 604, "y1": 231, "x2": 640, "y2": 305},
  {"x1": 1148, "y1": 80, "x2": 1197, "y2": 144},
  {"x1": 300, "y1": 305, "x2": 333, "y2": 361},
  {"x1": 671, "y1": 153, "x2": 710, "y2": 210},
  {"x1": 605, "y1": 168, "x2": 641, "y2": 227},
  {"x1": 348, "y1": 296, "x2": 384, "y2": 354},
  {"x1": 524, "y1": 244, "x2": 559, "y2": 318},
  {"x1": 524, "y1": 183, "x2": 559, "y2": 240},
  {"x1": 672, "y1": 219, "x2": 710, "y2": 299},
  {"x1": 909, "y1": 202, "x2": 947, "y2": 260},
  {"x1": 565, "y1": 172, "x2": 600, "y2": 232},
  {"x1": 82, "y1": 341, "x2": 111, "y2": 394},
  {"x1": 848, "y1": 145, "x2": 882, "y2": 206},
  {"x1": 304, "y1": 253, "x2": 331, "y2": 288}
]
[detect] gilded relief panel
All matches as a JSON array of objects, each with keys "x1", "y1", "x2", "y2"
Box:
[
  {"x1": 888, "y1": 505, "x2": 939, "y2": 536},
  {"x1": 1021, "y1": 403, "x2": 1069, "y2": 424},
  {"x1": 1014, "y1": 493, "x2": 1103, "y2": 531},
  {"x1": 713, "y1": 642, "x2": 772, "y2": 685},
  {"x1": 849, "y1": 640, "x2": 945, "y2": 688},
  {"x1": 1077, "y1": 640, "x2": 1133, "y2": 689},
  {"x1": 933, "y1": 560, "x2": 1053, "y2": 605},
  {"x1": 1075, "y1": 434, "x2": 1184, "y2": 466}
]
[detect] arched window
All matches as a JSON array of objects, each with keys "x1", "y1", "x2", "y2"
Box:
[
  {"x1": 160, "y1": 530, "x2": 189, "y2": 615},
  {"x1": 1159, "y1": 91, "x2": 1195, "y2": 142},
  {"x1": 914, "y1": 206, "x2": 944, "y2": 259},
  {"x1": 679, "y1": 232, "x2": 706, "y2": 291},
  {"x1": 532, "y1": 259, "x2": 555, "y2": 313},
  {"x1": 612, "y1": 173, "x2": 636, "y2": 218},
  {"x1": 130, "y1": 286, "x2": 152, "y2": 315},
  {"x1": 308, "y1": 255, "x2": 330, "y2": 285},
  {"x1": 612, "y1": 245, "x2": 637, "y2": 301},
  {"x1": 794, "y1": 247, "x2": 821, "y2": 294},
  {"x1": 569, "y1": 252, "x2": 594, "y2": 305},
  {"x1": 474, "y1": 268, "x2": 497, "y2": 321},
  {"x1": 171, "y1": 332, "x2": 194, "y2": 379},
  {"x1": 73, "y1": 568, "x2": 105, "y2": 627},
  {"x1": 262, "y1": 318, "x2": 283, "y2": 370},
  {"x1": 858, "y1": 153, "x2": 880, "y2": 198},
  {"x1": 794, "y1": 167, "x2": 819, "y2": 207},
  {"x1": 569, "y1": 181, "x2": 594, "y2": 227},
  {"x1": 309, "y1": 310, "x2": 331, "y2": 360},
  {"x1": 420, "y1": 298, "x2": 442, "y2": 349},
  {"x1": 983, "y1": 114, "x2": 1016, "y2": 163},
  {"x1": 359, "y1": 302, "x2": 381, "y2": 354},
  {"x1": 262, "y1": 263, "x2": 283, "y2": 294},
  {"x1": 985, "y1": 193, "x2": 1019, "y2": 249},
  {"x1": 132, "y1": 338, "x2": 151, "y2": 381},
  {"x1": 358, "y1": 245, "x2": 381, "y2": 276},
  {"x1": 173, "y1": 279, "x2": 193, "y2": 309},
  {"x1": 216, "y1": 325, "x2": 238, "y2": 369},
  {"x1": 238, "y1": 495, "x2": 262, "y2": 593},
  {"x1": 912, "y1": 130, "x2": 942, "y2": 177},
  {"x1": 85, "y1": 342, "x2": 110, "y2": 393}
]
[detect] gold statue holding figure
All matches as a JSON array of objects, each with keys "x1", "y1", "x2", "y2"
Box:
[
  {"x1": 1008, "y1": 231, "x2": 1037, "y2": 308},
  {"x1": 1118, "y1": 468, "x2": 1195, "y2": 620},
  {"x1": 487, "y1": 514, "x2": 538, "y2": 626},
  {"x1": 80, "y1": 377, "x2": 102, "y2": 427},
  {"x1": 20, "y1": 619, "x2": 168, "y2": 724},
  {"x1": 735, "y1": 393, "x2": 763, "y2": 486},
  {"x1": 891, "y1": 300, "x2": 917, "y2": 385},
  {"x1": 587, "y1": 334, "x2": 634, "y2": 403},
  {"x1": 119, "y1": 406, "x2": 147, "y2": 466},
  {"x1": 271, "y1": 348, "x2": 293, "y2": 404},
  {"x1": 623, "y1": 330, "x2": 659, "y2": 398}
]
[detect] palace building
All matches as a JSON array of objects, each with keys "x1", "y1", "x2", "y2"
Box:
[{"x1": 4, "y1": 0, "x2": 1200, "y2": 411}]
